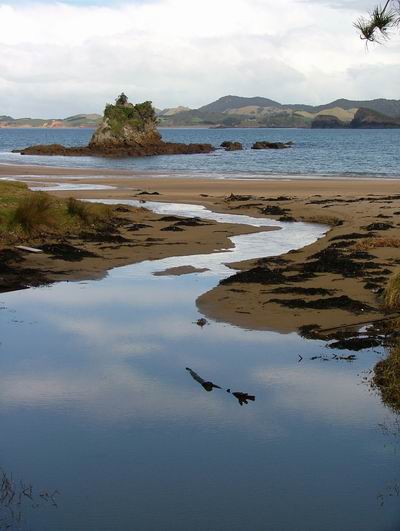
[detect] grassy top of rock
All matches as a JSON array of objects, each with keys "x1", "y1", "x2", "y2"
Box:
[{"x1": 103, "y1": 100, "x2": 157, "y2": 135}]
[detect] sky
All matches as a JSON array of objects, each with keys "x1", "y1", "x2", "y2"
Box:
[{"x1": 0, "y1": 0, "x2": 399, "y2": 117}]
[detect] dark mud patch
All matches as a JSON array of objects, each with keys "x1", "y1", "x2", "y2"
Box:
[
  {"x1": 125, "y1": 223, "x2": 152, "y2": 232},
  {"x1": 174, "y1": 218, "x2": 211, "y2": 227},
  {"x1": 269, "y1": 295, "x2": 376, "y2": 313},
  {"x1": 40, "y1": 243, "x2": 98, "y2": 262},
  {"x1": 160, "y1": 225, "x2": 185, "y2": 232},
  {"x1": 260, "y1": 205, "x2": 289, "y2": 216},
  {"x1": 224, "y1": 194, "x2": 253, "y2": 202},
  {"x1": 79, "y1": 232, "x2": 130, "y2": 244},
  {"x1": 330, "y1": 232, "x2": 375, "y2": 241},
  {"x1": 220, "y1": 266, "x2": 286, "y2": 285},
  {"x1": 364, "y1": 222, "x2": 394, "y2": 231},
  {"x1": 303, "y1": 248, "x2": 377, "y2": 277},
  {"x1": 271, "y1": 286, "x2": 335, "y2": 296}
]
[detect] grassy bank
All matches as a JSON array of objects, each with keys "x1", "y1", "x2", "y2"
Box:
[
  {"x1": 374, "y1": 342, "x2": 400, "y2": 412},
  {"x1": 0, "y1": 181, "x2": 112, "y2": 244}
]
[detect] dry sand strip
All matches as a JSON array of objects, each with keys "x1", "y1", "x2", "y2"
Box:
[{"x1": 1, "y1": 163, "x2": 400, "y2": 334}]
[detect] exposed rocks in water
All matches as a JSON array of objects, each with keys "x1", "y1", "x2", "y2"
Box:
[
  {"x1": 227, "y1": 389, "x2": 255, "y2": 406},
  {"x1": 14, "y1": 94, "x2": 215, "y2": 158},
  {"x1": 251, "y1": 141, "x2": 293, "y2": 150},
  {"x1": 298, "y1": 324, "x2": 322, "y2": 340},
  {"x1": 220, "y1": 141, "x2": 243, "y2": 151},
  {"x1": 327, "y1": 337, "x2": 381, "y2": 351}
]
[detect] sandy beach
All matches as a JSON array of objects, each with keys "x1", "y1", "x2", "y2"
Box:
[{"x1": 1, "y1": 163, "x2": 400, "y2": 335}]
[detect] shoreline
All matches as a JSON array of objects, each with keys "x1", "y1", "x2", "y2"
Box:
[
  {"x1": 1, "y1": 162, "x2": 400, "y2": 337},
  {"x1": 1, "y1": 163, "x2": 400, "y2": 182}
]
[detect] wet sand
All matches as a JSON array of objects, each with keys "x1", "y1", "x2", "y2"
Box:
[{"x1": 1, "y1": 163, "x2": 400, "y2": 334}]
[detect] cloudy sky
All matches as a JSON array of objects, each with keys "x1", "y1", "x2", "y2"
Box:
[{"x1": 0, "y1": 0, "x2": 399, "y2": 117}]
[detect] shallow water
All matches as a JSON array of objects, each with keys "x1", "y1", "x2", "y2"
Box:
[
  {"x1": 0, "y1": 200, "x2": 399, "y2": 530},
  {"x1": 1, "y1": 127, "x2": 400, "y2": 178}
]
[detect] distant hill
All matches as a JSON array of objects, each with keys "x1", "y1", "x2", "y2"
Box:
[
  {"x1": 158, "y1": 106, "x2": 190, "y2": 116},
  {"x1": 198, "y1": 95, "x2": 282, "y2": 113},
  {"x1": 287, "y1": 98, "x2": 400, "y2": 117},
  {"x1": 0, "y1": 113, "x2": 101, "y2": 129},
  {"x1": 157, "y1": 96, "x2": 400, "y2": 129},
  {"x1": 2, "y1": 96, "x2": 400, "y2": 129},
  {"x1": 351, "y1": 108, "x2": 400, "y2": 128}
]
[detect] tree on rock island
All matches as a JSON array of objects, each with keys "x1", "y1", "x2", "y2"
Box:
[{"x1": 115, "y1": 92, "x2": 129, "y2": 106}]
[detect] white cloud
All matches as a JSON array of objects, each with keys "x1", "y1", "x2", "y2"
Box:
[{"x1": 0, "y1": 0, "x2": 399, "y2": 117}]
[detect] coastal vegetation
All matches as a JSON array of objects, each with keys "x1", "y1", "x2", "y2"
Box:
[
  {"x1": 103, "y1": 99, "x2": 157, "y2": 135},
  {"x1": 384, "y1": 270, "x2": 400, "y2": 311},
  {"x1": 0, "y1": 181, "x2": 111, "y2": 242},
  {"x1": 374, "y1": 343, "x2": 400, "y2": 411}
]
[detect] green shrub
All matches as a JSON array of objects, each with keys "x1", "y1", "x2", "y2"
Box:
[
  {"x1": 12, "y1": 192, "x2": 54, "y2": 234},
  {"x1": 104, "y1": 101, "x2": 157, "y2": 135},
  {"x1": 384, "y1": 270, "x2": 400, "y2": 312}
]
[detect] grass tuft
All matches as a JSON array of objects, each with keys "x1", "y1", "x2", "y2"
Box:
[
  {"x1": 67, "y1": 197, "x2": 92, "y2": 223},
  {"x1": 0, "y1": 181, "x2": 115, "y2": 243},
  {"x1": 384, "y1": 270, "x2": 400, "y2": 312},
  {"x1": 11, "y1": 192, "x2": 54, "y2": 234}
]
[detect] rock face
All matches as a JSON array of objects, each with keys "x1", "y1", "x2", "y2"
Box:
[
  {"x1": 251, "y1": 141, "x2": 293, "y2": 150},
  {"x1": 311, "y1": 115, "x2": 347, "y2": 128},
  {"x1": 15, "y1": 94, "x2": 215, "y2": 158},
  {"x1": 89, "y1": 99, "x2": 162, "y2": 149},
  {"x1": 350, "y1": 108, "x2": 400, "y2": 129},
  {"x1": 220, "y1": 141, "x2": 243, "y2": 151}
]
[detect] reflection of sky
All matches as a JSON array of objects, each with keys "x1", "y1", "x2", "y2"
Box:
[
  {"x1": 0, "y1": 204, "x2": 399, "y2": 530},
  {"x1": 87, "y1": 199, "x2": 327, "y2": 275}
]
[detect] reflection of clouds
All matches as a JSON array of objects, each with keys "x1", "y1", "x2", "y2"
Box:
[
  {"x1": 20, "y1": 281, "x2": 199, "y2": 308},
  {"x1": 0, "y1": 364, "x2": 281, "y2": 438},
  {"x1": 254, "y1": 366, "x2": 382, "y2": 425},
  {"x1": 51, "y1": 315, "x2": 162, "y2": 357},
  {"x1": 47, "y1": 311, "x2": 301, "y2": 355}
]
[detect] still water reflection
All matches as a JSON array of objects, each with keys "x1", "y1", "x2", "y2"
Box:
[{"x1": 0, "y1": 202, "x2": 398, "y2": 530}]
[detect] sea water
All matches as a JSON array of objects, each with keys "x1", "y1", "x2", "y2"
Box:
[{"x1": 0, "y1": 127, "x2": 399, "y2": 178}]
